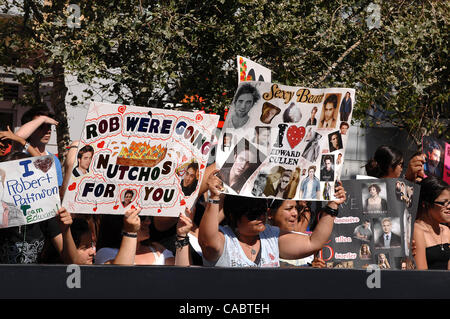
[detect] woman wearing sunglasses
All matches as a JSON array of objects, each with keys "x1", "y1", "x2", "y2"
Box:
[
  {"x1": 199, "y1": 170, "x2": 346, "y2": 267},
  {"x1": 413, "y1": 176, "x2": 450, "y2": 270}
]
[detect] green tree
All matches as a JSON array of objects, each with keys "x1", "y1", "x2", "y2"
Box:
[{"x1": 1, "y1": 0, "x2": 448, "y2": 154}]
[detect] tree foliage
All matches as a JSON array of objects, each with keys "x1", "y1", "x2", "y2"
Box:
[{"x1": 1, "y1": 0, "x2": 448, "y2": 149}]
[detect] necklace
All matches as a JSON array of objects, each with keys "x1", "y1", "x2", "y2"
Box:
[
  {"x1": 238, "y1": 236, "x2": 259, "y2": 255},
  {"x1": 247, "y1": 245, "x2": 258, "y2": 255},
  {"x1": 439, "y1": 226, "x2": 444, "y2": 251}
]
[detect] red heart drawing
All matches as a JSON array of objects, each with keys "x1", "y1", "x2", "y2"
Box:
[
  {"x1": 68, "y1": 182, "x2": 76, "y2": 191},
  {"x1": 131, "y1": 205, "x2": 136, "y2": 210},
  {"x1": 195, "y1": 114, "x2": 203, "y2": 122},
  {"x1": 97, "y1": 141, "x2": 105, "y2": 148},
  {"x1": 157, "y1": 209, "x2": 162, "y2": 213},
  {"x1": 118, "y1": 105, "x2": 126, "y2": 114},
  {"x1": 180, "y1": 199, "x2": 186, "y2": 206},
  {"x1": 286, "y1": 125, "x2": 305, "y2": 149},
  {"x1": 93, "y1": 207, "x2": 97, "y2": 212},
  {"x1": 200, "y1": 164, "x2": 205, "y2": 169},
  {"x1": 113, "y1": 205, "x2": 119, "y2": 210}
]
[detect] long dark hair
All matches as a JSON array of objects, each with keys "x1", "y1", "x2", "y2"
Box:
[
  {"x1": 417, "y1": 176, "x2": 449, "y2": 219},
  {"x1": 96, "y1": 215, "x2": 124, "y2": 250},
  {"x1": 365, "y1": 145, "x2": 403, "y2": 178},
  {"x1": 223, "y1": 194, "x2": 268, "y2": 230}
]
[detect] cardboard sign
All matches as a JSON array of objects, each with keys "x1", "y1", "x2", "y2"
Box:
[
  {"x1": 318, "y1": 178, "x2": 419, "y2": 270},
  {"x1": 422, "y1": 135, "x2": 449, "y2": 184},
  {"x1": 217, "y1": 81, "x2": 355, "y2": 200},
  {"x1": 0, "y1": 155, "x2": 60, "y2": 228},
  {"x1": 62, "y1": 102, "x2": 219, "y2": 217},
  {"x1": 237, "y1": 56, "x2": 272, "y2": 83}
]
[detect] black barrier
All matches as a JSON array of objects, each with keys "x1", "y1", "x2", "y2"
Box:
[{"x1": 0, "y1": 265, "x2": 449, "y2": 299}]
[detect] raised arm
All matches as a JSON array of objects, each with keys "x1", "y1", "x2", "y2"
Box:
[
  {"x1": 15, "y1": 115, "x2": 58, "y2": 140},
  {"x1": 52, "y1": 207, "x2": 79, "y2": 264},
  {"x1": 0, "y1": 126, "x2": 40, "y2": 157},
  {"x1": 405, "y1": 153, "x2": 426, "y2": 183},
  {"x1": 198, "y1": 169, "x2": 225, "y2": 263},
  {"x1": 279, "y1": 182, "x2": 346, "y2": 259},
  {"x1": 174, "y1": 208, "x2": 194, "y2": 266},
  {"x1": 111, "y1": 208, "x2": 141, "y2": 265}
]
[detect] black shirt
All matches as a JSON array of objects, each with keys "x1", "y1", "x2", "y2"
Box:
[{"x1": 0, "y1": 217, "x2": 61, "y2": 264}]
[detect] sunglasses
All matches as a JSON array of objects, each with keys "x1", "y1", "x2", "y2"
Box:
[
  {"x1": 245, "y1": 210, "x2": 267, "y2": 221},
  {"x1": 434, "y1": 200, "x2": 450, "y2": 208}
]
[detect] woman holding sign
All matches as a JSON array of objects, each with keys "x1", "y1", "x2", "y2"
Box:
[{"x1": 199, "y1": 170, "x2": 346, "y2": 267}]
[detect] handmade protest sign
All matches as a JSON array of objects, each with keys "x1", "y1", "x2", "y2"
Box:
[
  {"x1": 0, "y1": 155, "x2": 60, "y2": 228},
  {"x1": 237, "y1": 56, "x2": 272, "y2": 83},
  {"x1": 217, "y1": 81, "x2": 355, "y2": 200},
  {"x1": 317, "y1": 178, "x2": 419, "y2": 270},
  {"x1": 62, "y1": 102, "x2": 219, "y2": 217},
  {"x1": 422, "y1": 135, "x2": 449, "y2": 184}
]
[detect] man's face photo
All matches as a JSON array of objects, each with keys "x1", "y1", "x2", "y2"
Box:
[
  {"x1": 382, "y1": 219, "x2": 392, "y2": 234},
  {"x1": 251, "y1": 174, "x2": 267, "y2": 196},
  {"x1": 78, "y1": 151, "x2": 93, "y2": 171},
  {"x1": 308, "y1": 168, "x2": 315, "y2": 178},
  {"x1": 123, "y1": 191, "x2": 134, "y2": 207},
  {"x1": 255, "y1": 127, "x2": 271, "y2": 147},
  {"x1": 183, "y1": 167, "x2": 198, "y2": 188},
  {"x1": 325, "y1": 159, "x2": 332, "y2": 170},
  {"x1": 428, "y1": 148, "x2": 441, "y2": 167},
  {"x1": 323, "y1": 102, "x2": 335, "y2": 122},
  {"x1": 235, "y1": 93, "x2": 254, "y2": 118},
  {"x1": 231, "y1": 149, "x2": 252, "y2": 178},
  {"x1": 223, "y1": 134, "x2": 231, "y2": 146},
  {"x1": 330, "y1": 133, "x2": 339, "y2": 149},
  {"x1": 279, "y1": 171, "x2": 292, "y2": 190},
  {"x1": 340, "y1": 123, "x2": 349, "y2": 135}
]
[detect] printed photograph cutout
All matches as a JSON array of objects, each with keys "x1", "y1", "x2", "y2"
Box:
[
  {"x1": 318, "y1": 93, "x2": 342, "y2": 129},
  {"x1": 72, "y1": 144, "x2": 94, "y2": 177},
  {"x1": 362, "y1": 182, "x2": 388, "y2": 214},
  {"x1": 218, "y1": 138, "x2": 266, "y2": 194},
  {"x1": 177, "y1": 161, "x2": 199, "y2": 197},
  {"x1": 121, "y1": 189, "x2": 136, "y2": 208},
  {"x1": 374, "y1": 217, "x2": 402, "y2": 249}
]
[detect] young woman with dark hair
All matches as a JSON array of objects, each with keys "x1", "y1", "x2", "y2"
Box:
[
  {"x1": 413, "y1": 176, "x2": 450, "y2": 270},
  {"x1": 199, "y1": 170, "x2": 346, "y2": 267},
  {"x1": 365, "y1": 145, "x2": 425, "y2": 182}
]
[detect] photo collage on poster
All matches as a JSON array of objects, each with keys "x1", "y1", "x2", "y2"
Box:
[
  {"x1": 317, "y1": 178, "x2": 419, "y2": 270},
  {"x1": 62, "y1": 102, "x2": 219, "y2": 217},
  {"x1": 217, "y1": 81, "x2": 355, "y2": 201},
  {"x1": 422, "y1": 135, "x2": 449, "y2": 184}
]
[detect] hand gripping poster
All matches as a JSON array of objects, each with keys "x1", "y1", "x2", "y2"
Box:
[
  {"x1": 62, "y1": 102, "x2": 219, "y2": 217},
  {"x1": 0, "y1": 155, "x2": 60, "y2": 228},
  {"x1": 317, "y1": 178, "x2": 419, "y2": 270},
  {"x1": 217, "y1": 81, "x2": 355, "y2": 201}
]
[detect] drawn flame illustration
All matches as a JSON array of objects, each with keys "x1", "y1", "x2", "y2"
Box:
[{"x1": 116, "y1": 141, "x2": 167, "y2": 167}]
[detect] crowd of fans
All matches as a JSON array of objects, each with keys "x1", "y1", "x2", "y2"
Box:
[{"x1": 0, "y1": 107, "x2": 448, "y2": 270}]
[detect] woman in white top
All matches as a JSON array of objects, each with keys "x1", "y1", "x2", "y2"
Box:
[
  {"x1": 199, "y1": 169, "x2": 346, "y2": 267},
  {"x1": 95, "y1": 207, "x2": 193, "y2": 266}
]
